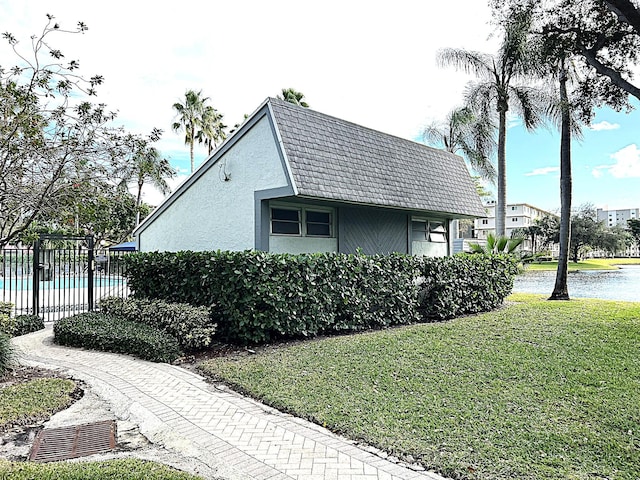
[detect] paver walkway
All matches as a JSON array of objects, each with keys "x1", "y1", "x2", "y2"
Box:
[{"x1": 12, "y1": 327, "x2": 447, "y2": 480}]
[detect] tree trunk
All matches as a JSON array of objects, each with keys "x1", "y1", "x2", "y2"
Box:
[
  {"x1": 189, "y1": 139, "x2": 195, "y2": 174},
  {"x1": 135, "y1": 179, "x2": 143, "y2": 227},
  {"x1": 550, "y1": 65, "x2": 572, "y2": 301},
  {"x1": 496, "y1": 109, "x2": 507, "y2": 237}
]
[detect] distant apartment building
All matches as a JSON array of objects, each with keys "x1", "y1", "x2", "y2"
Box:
[
  {"x1": 473, "y1": 201, "x2": 559, "y2": 255},
  {"x1": 597, "y1": 207, "x2": 639, "y2": 227},
  {"x1": 596, "y1": 207, "x2": 640, "y2": 257}
]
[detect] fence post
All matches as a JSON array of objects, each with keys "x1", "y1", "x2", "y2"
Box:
[
  {"x1": 86, "y1": 235, "x2": 95, "y2": 311},
  {"x1": 32, "y1": 239, "x2": 40, "y2": 317}
]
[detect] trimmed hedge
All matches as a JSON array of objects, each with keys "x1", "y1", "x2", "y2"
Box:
[
  {"x1": 99, "y1": 297, "x2": 216, "y2": 351},
  {"x1": 54, "y1": 312, "x2": 183, "y2": 363},
  {"x1": 417, "y1": 254, "x2": 520, "y2": 320},
  {"x1": 11, "y1": 315, "x2": 45, "y2": 337},
  {"x1": 123, "y1": 251, "x2": 518, "y2": 345}
]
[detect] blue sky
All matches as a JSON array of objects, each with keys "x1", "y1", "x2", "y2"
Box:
[{"x1": 1, "y1": 0, "x2": 638, "y2": 212}]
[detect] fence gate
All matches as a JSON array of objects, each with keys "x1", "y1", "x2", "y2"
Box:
[{"x1": 0, "y1": 234, "x2": 130, "y2": 322}]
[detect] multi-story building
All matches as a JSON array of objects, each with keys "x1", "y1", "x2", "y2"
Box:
[
  {"x1": 473, "y1": 201, "x2": 558, "y2": 254},
  {"x1": 595, "y1": 207, "x2": 640, "y2": 257},
  {"x1": 597, "y1": 207, "x2": 639, "y2": 228}
]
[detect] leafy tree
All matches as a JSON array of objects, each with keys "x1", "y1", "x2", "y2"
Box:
[
  {"x1": 628, "y1": 218, "x2": 640, "y2": 246},
  {"x1": 0, "y1": 15, "x2": 130, "y2": 249},
  {"x1": 540, "y1": 0, "x2": 640, "y2": 110},
  {"x1": 599, "y1": 224, "x2": 633, "y2": 256},
  {"x1": 278, "y1": 88, "x2": 309, "y2": 107},
  {"x1": 438, "y1": 6, "x2": 545, "y2": 237},
  {"x1": 423, "y1": 105, "x2": 497, "y2": 182}
]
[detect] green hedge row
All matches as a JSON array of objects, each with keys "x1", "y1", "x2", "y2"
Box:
[
  {"x1": 99, "y1": 297, "x2": 216, "y2": 351},
  {"x1": 123, "y1": 251, "x2": 519, "y2": 345},
  {"x1": 54, "y1": 313, "x2": 183, "y2": 363}
]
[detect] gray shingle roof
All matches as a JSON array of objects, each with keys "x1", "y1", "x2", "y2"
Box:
[{"x1": 268, "y1": 97, "x2": 486, "y2": 218}]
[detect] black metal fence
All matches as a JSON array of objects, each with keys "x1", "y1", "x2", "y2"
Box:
[{"x1": 1, "y1": 235, "x2": 131, "y2": 322}]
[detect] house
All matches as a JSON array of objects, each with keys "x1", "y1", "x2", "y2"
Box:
[
  {"x1": 595, "y1": 207, "x2": 640, "y2": 257},
  {"x1": 134, "y1": 98, "x2": 485, "y2": 256},
  {"x1": 474, "y1": 201, "x2": 559, "y2": 255}
]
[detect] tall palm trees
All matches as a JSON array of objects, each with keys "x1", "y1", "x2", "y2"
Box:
[
  {"x1": 278, "y1": 88, "x2": 309, "y2": 107},
  {"x1": 438, "y1": 7, "x2": 543, "y2": 237},
  {"x1": 172, "y1": 90, "x2": 226, "y2": 173},
  {"x1": 423, "y1": 105, "x2": 497, "y2": 182},
  {"x1": 119, "y1": 145, "x2": 175, "y2": 226}
]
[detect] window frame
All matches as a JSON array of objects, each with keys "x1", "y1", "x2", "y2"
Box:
[
  {"x1": 411, "y1": 217, "x2": 448, "y2": 243},
  {"x1": 270, "y1": 204, "x2": 335, "y2": 238}
]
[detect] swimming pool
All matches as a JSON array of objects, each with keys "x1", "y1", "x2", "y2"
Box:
[{"x1": 0, "y1": 276, "x2": 125, "y2": 291}]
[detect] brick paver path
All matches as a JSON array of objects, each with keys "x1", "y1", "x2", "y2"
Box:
[{"x1": 12, "y1": 327, "x2": 447, "y2": 480}]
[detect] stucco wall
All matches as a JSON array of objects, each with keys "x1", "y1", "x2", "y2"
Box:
[
  {"x1": 269, "y1": 236, "x2": 338, "y2": 254},
  {"x1": 138, "y1": 116, "x2": 289, "y2": 252}
]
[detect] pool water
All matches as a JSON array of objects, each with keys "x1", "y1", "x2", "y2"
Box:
[{"x1": 0, "y1": 276, "x2": 124, "y2": 291}]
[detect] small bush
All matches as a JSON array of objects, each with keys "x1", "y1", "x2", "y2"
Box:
[
  {"x1": 0, "y1": 332, "x2": 13, "y2": 377},
  {"x1": 54, "y1": 312, "x2": 183, "y2": 363},
  {"x1": 99, "y1": 297, "x2": 216, "y2": 351},
  {"x1": 0, "y1": 314, "x2": 14, "y2": 336},
  {"x1": 12, "y1": 315, "x2": 45, "y2": 336},
  {"x1": 0, "y1": 302, "x2": 12, "y2": 317}
]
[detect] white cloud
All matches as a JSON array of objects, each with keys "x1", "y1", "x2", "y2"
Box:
[
  {"x1": 609, "y1": 144, "x2": 640, "y2": 178},
  {"x1": 591, "y1": 144, "x2": 640, "y2": 179},
  {"x1": 524, "y1": 167, "x2": 559, "y2": 176},
  {"x1": 589, "y1": 121, "x2": 620, "y2": 131}
]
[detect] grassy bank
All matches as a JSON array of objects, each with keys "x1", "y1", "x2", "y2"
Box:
[
  {"x1": 0, "y1": 458, "x2": 203, "y2": 479},
  {"x1": 526, "y1": 257, "x2": 640, "y2": 271},
  {"x1": 199, "y1": 294, "x2": 640, "y2": 480}
]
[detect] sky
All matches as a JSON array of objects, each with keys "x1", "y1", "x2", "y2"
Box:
[{"x1": 1, "y1": 0, "x2": 639, "y2": 214}]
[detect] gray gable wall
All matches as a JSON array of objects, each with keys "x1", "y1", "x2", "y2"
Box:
[{"x1": 268, "y1": 97, "x2": 486, "y2": 218}]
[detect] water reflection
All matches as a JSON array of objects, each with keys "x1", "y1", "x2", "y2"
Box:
[{"x1": 513, "y1": 265, "x2": 640, "y2": 302}]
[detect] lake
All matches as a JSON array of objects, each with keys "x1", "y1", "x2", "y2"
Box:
[{"x1": 513, "y1": 264, "x2": 640, "y2": 302}]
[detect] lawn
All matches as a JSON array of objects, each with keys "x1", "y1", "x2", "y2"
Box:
[
  {"x1": 526, "y1": 257, "x2": 640, "y2": 271},
  {"x1": 199, "y1": 294, "x2": 640, "y2": 480}
]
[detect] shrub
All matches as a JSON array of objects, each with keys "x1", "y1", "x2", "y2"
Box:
[
  {"x1": 0, "y1": 314, "x2": 13, "y2": 336},
  {"x1": 0, "y1": 302, "x2": 12, "y2": 317},
  {"x1": 0, "y1": 332, "x2": 13, "y2": 377},
  {"x1": 99, "y1": 297, "x2": 216, "y2": 351},
  {"x1": 54, "y1": 312, "x2": 182, "y2": 363},
  {"x1": 416, "y1": 254, "x2": 520, "y2": 320},
  {"x1": 123, "y1": 251, "x2": 518, "y2": 344},
  {"x1": 12, "y1": 315, "x2": 45, "y2": 336}
]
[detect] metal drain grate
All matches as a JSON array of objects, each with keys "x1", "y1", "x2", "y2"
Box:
[{"x1": 29, "y1": 420, "x2": 117, "y2": 462}]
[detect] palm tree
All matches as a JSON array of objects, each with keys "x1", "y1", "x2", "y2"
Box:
[
  {"x1": 469, "y1": 232, "x2": 524, "y2": 254},
  {"x1": 423, "y1": 105, "x2": 497, "y2": 182},
  {"x1": 195, "y1": 105, "x2": 227, "y2": 155},
  {"x1": 172, "y1": 90, "x2": 208, "y2": 174},
  {"x1": 438, "y1": 6, "x2": 544, "y2": 237},
  {"x1": 278, "y1": 88, "x2": 309, "y2": 107},
  {"x1": 119, "y1": 146, "x2": 176, "y2": 226}
]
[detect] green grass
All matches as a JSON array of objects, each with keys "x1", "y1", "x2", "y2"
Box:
[
  {"x1": 526, "y1": 257, "x2": 640, "y2": 271},
  {"x1": 0, "y1": 458, "x2": 203, "y2": 479},
  {"x1": 0, "y1": 378, "x2": 77, "y2": 431},
  {"x1": 199, "y1": 294, "x2": 640, "y2": 480}
]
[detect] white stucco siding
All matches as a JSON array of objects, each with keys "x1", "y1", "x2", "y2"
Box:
[
  {"x1": 269, "y1": 236, "x2": 338, "y2": 254},
  {"x1": 411, "y1": 241, "x2": 448, "y2": 257},
  {"x1": 138, "y1": 116, "x2": 289, "y2": 252}
]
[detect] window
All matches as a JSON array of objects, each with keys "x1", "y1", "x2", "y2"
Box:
[
  {"x1": 512, "y1": 217, "x2": 519, "y2": 222},
  {"x1": 271, "y1": 208, "x2": 301, "y2": 235},
  {"x1": 481, "y1": 219, "x2": 488, "y2": 225},
  {"x1": 429, "y1": 222, "x2": 447, "y2": 243},
  {"x1": 511, "y1": 206, "x2": 517, "y2": 211},
  {"x1": 411, "y1": 220, "x2": 428, "y2": 241},
  {"x1": 270, "y1": 206, "x2": 333, "y2": 237},
  {"x1": 306, "y1": 210, "x2": 331, "y2": 237},
  {"x1": 412, "y1": 219, "x2": 447, "y2": 243}
]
